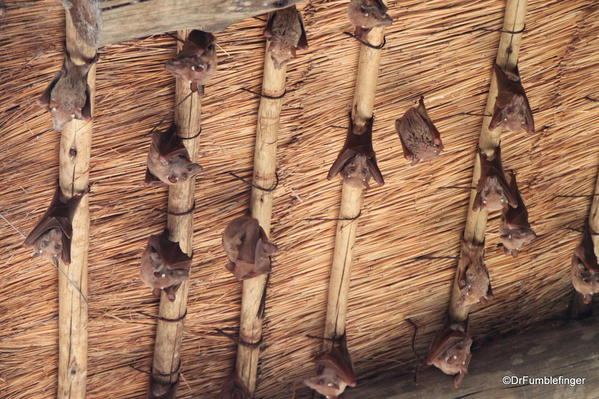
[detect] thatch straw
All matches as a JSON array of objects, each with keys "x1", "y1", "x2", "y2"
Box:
[
  {"x1": 235, "y1": 36, "x2": 287, "y2": 395},
  {"x1": 449, "y1": 0, "x2": 528, "y2": 322},
  {"x1": 1, "y1": 1, "x2": 598, "y2": 398},
  {"x1": 56, "y1": 8, "x2": 97, "y2": 399},
  {"x1": 149, "y1": 29, "x2": 202, "y2": 397}
]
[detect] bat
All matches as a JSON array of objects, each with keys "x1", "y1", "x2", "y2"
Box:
[
  {"x1": 145, "y1": 124, "x2": 203, "y2": 186},
  {"x1": 304, "y1": 339, "x2": 357, "y2": 398},
  {"x1": 426, "y1": 320, "x2": 472, "y2": 389},
  {"x1": 456, "y1": 239, "x2": 493, "y2": 308},
  {"x1": 347, "y1": 0, "x2": 392, "y2": 40},
  {"x1": 165, "y1": 30, "x2": 217, "y2": 95},
  {"x1": 220, "y1": 374, "x2": 252, "y2": 399},
  {"x1": 473, "y1": 146, "x2": 517, "y2": 212},
  {"x1": 571, "y1": 224, "x2": 599, "y2": 304},
  {"x1": 327, "y1": 114, "x2": 384, "y2": 188},
  {"x1": 499, "y1": 171, "x2": 536, "y2": 257},
  {"x1": 38, "y1": 50, "x2": 96, "y2": 131},
  {"x1": 264, "y1": 5, "x2": 308, "y2": 70},
  {"x1": 23, "y1": 186, "x2": 82, "y2": 265},
  {"x1": 140, "y1": 229, "x2": 192, "y2": 301},
  {"x1": 222, "y1": 215, "x2": 277, "y2": 281},
  {"x1": 489, "y1": 63, "x2": 534, "y2": 133},
  {"x1": 395, "y1": 96, "x2": 444, "y2": 165}
]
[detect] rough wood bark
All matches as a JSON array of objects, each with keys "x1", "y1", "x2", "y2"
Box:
[
  {"x1": 449, "y1": 0, "x2": 528, "y2": 322},
  {"x1": 149, "y1": 29, "x2": 201, "y2": 397},
  {"x1": 97, "y1": 0, "x2": 298, "y2": 46},
  {"x1": 234, "y1": 40, "x2": 286, "y2": 395},
  {"x1": 345, "y1": 314, "x2": 599, "y2": 398},
  {"x1": 57, "y1": 7, "x2": 97, "y2": 399},
  {"x1": 322, "y1": 26, "x2": 385, "y2": 351}
]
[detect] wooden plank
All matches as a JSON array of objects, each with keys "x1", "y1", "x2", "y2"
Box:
[
  {"x1": 345, "y1": 315, "x2": 599, "y2": 399},
  {"x1": 98, "y1": 0, "x2": 298, "y2": 46}
]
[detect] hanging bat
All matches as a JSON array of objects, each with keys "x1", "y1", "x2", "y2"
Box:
[
  {"x1": 145, "y1": 124, "x2": 203, "y2": 186},
  {"x1": 327, "y1": 114, "x2": 384, "y2": 188},
  {"x1": 500, "y1": 171, "x2": 536, "y2": 257},
  {"x1": 395, "y1": 96, "x2": 444, "y2": 165},
  {"x1": 264, "y1": 5, "x2": 308, "y2": 70},
  {"x1": 347, "y1": 0, "x2": 392, "y2": 41},
  {"x1": 222, "y1": 216, "x2": 277, "y2": 281},
  {"x1": 220, "y1": 374, "x2": 252, "y2": 399},
  {"x1": 165, "y1": 30, "x2": 217, "y2": 95},
  {"x1": 23, "y1": 186, "x2": 82, "y2": 265},
  {"x1": 571, "y1": 224, "x2": 599, "y2": 304},
  {"x1": 140, "y1": 229, "x2": 192, "y2": 301},
  {"x1": 489, "y1": 63, "x2": 534, "y2": 133},
  {"x1": 426, "y1": 320, "x2": 472, "y2": 389},
  {"x1": 38, "y1": 50, "x2": 96, "y2": 131},
  {"x1": 304, "y1": 339, "x2": 357, "y2": 398},
  {"x1": 473, "y1": 146, "x2": 517, "y2": 212},
  {"x1": 456, "y1": 239, "x2": 493, "y2": 308}
]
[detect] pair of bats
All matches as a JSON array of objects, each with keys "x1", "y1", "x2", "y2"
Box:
[{"x1": 303, "y1": 339, "x2": 357, "y2": 398}]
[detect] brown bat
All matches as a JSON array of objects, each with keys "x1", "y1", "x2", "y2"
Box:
[
  {"x1": 222, "y1": 216, "x2": 277, "y2": 281},
  {"x1": 395, "y1": 96, "x2": 443, "y2": 165},
  {"x1": 23, "y1": 186, "x2": 82, "y2": 265},
  {"x1": 219, "y1": 374, "x2": 252, "y2": 399},
  {"x1": 145, "y1": 124, "x2": 203, "y2": 186},
  {"x1": 304, "y1": 340, "x2": 357, "y2": 398},
  {"x1": 571, "y1": 224, "x2": 599, "y2": 304},
  {"x1": 456, "y1": 239, "x2": 493, "y2": 308},
  {"x1": 140, "y1": 230, "x2": 191, "y2": 301},
  {"x1": 427, "y1": 320, "x2": 472, "y2": 389},
  {"x1": 347, "y1": 0, "x2": 392, "y2": 40},
  {"x1": 489, "y1": 63, "x2": 534, "y2": 133},
  {"x1": 500, "y1": 171, "x2": 536, "y2": 257},
  {"x1": 473, "y1": 146, "x2": 517, "y2": 212},
  {"x1": 264, "y1": 5, "x2": 308, "y2": 70},
  {"x1": 165, "y1": 30, "x2": 217, "y2": 95},
  {"x1": 327, "y1": 114, "x2": 384, "y2": 188},
  {"x1": 38, "y1": 51, "x2": 96, "y2": 131}
]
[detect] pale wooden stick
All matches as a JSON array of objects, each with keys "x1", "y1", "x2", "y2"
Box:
[
  {"x1": 235, "y1": 40, "x2": 286, "y2": 395},
  {"x1": 322, "y1": 26, "x2": 385, "y2": 351},
  {"x1": 449, "y1": 0, "x2": 528, "y2": 322},
  {"x1": 57, "y1": 8, "x2": 97, "y2": 399},
  {"x1": 150, "y1": 29, "x2": 201, "y2": 396}
]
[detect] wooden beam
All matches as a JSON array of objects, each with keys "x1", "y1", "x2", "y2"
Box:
[
  {"x1": 96, "y1": 0, "x2": 298, "y2": 46},
  {"x1": 235, "y1": 37, "x2": 286, "y2": 396},
  {"x1": 57, "y1": 7, "x2": 97, "y2": 399},
  {"x1": 345, "y1": 314, "x2": 599, "y2": 398},
  {"x1": 149, "y1": 29, "x2": 202, "y2": 398}
]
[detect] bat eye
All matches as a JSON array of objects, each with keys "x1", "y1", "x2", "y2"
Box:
[
  {"x1": 71, "y1": 113, "x2": 75, "y2": 118},
  {"x1": 149, "y1": 245, "x2": 157, "y2": 253},
  {"x1": 51, "y1": 107, "x2": 57, "y2": 112},
  {"x1": 153, "y1": 271, "x2": 162, "y2": 277},
  {"x1": 168, "y1": 175, "x2": 178, "y2": 183},
  {"x1": 207, "y1": 44, "x2": 214, "y2": 51},
  {"x1": 191, "y1": 66, "x2": 196, "y2": 71},
  {"x1": 364, "y1": 12, "x2": 369, "y2": 16},
  {"x1": 503, "y1": 117, "x2": 508, "y2": 122}
]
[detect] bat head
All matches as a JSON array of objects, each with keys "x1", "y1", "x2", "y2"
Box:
[
  {"x1": 268, "y1": 41, "x2": 295, "y2": 70},
  {"x1": 572, "y1": 241, "x2": 599, "y2": 304},
  {"x1": 490, "y1": 94, "x2": 534, "y2": 133},
  {"x1": 140, "y1": 231, "x2": 191, "y2": 294},
  {"x1": 500, "y1": 225, "x2": 536, "y2": 257},
  {"x1": 479, "y1": 175, "x2": 511, "y2": 212},
  {"x1": 32, "y1": 228, "x2": 64, "y2": 264},
  {"x1": 396, "y1": 97, "x2": 443, "y2": 164},
  {"x1": 164, "y1": 153, "x2": 203, "y2": 184},
  {"x1": 341, "y1": 153, "x2": 372, "y2": 188},
  {"x1": 427, "y1": 322, "x2": 472, "y2": 388},
  {"x1": 304, "y1": 348, "x2": 357, "y2": 398},
  {"x1": 348, "y1": 0, "x2": 392, "y2": 31},
  {"x1": 165, "y1": 31, "x2": 216, "y2": 89}
]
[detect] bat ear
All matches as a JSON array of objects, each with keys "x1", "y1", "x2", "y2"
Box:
[
  {"x1": 367, "y1": 156, "x2": 384, "y2": 186},
  {"x1": 187, "y1": 163, "x2": 203, "y2": 174},
  {"x1": 488, "y1": 108, "x2": 503, "y2": 131},
  {"x1": 523, "y1": 104, "x2": 535, "y2": 133}
]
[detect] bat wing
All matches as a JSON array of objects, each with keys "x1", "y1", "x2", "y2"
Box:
[
  {"x1": 38, "y1": 70, "x2": 63, "y2": 108},
  {"x1": 144, "y1": 168, "x2": 166, "y2": 186},
  {"x1": 366, "y1": 155, "x2": 384, "y2": 186},
  {"x1": 264, "y1": 12, "x2": 275, "y2": 38},
  {"x1": 157, "y1": 230, "x2": 192, "y2": 270},
  {"x1": 155, "y1": 124, "x2": 187, "y2": 157},
  {"x1": 328, "y1": 147, "x2": 355, "y2": 180},
  {"x1": 81, "y1": 84, "x2": 92, "y2": 120},
  {"x1": 297, "y1": 9, "x2": 309, "y2": 49},
  {"x1": 522, "y1": 94, "x2": 535, "y2": 133}
]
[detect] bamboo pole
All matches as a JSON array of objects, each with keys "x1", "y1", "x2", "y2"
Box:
[
  {"x1": 322, "y1": 26, "x2": 385, "y2": 350},
  {"x1": 448, "y1": 0, "x2": 528, "y2": 322},
  {"x1": 57, "y1": 8, "x2": 96, "y2": 399},
  {"x1": 234, "y1": 40, "x2": 286, "y2": 395},
  {"x1": 149, "y1": 29, "x2": 202, "y2": 397}
]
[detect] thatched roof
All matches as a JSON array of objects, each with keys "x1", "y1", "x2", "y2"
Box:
[{"x1": 1, "y1": 0, "x2": 598, "y2": 398}]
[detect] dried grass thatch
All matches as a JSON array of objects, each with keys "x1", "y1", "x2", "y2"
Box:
[{"x1": 1, "y1": 0, "x2": 598, "y2": 398}]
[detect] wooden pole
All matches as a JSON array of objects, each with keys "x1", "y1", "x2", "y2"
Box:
[
  {"x1": 448, "y1": 0, "x2": 528, "y2": 322},
  {"x1": 57, "y1": 7, "x2": 97, "y2": 399},
  {"x1": 234, "y1": 40, "x2": 286, "y2": 395},
  {"x1": 322, "y1": 26, "x2": 385, "y2": 350},
  {"x1": 149, "y1": 29, "x2": 202, "y2": 397}
]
